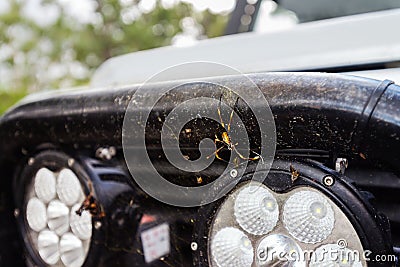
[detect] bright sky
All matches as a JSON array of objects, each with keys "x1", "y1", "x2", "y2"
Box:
[
  {"x1": 0, "y1": 0, "x2": 298, "y2": 89},
  {"x1": 0, "y1": 0, "x2": 297, "y2": 33},
  {"x1": 182, "y1": 0, "x2": 236, "y2": 13},
  {"x1": 0, "y1": 0, "x2": 236, "y2": 27}
]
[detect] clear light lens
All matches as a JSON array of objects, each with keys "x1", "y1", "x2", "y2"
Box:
[
  {"x1": 26, "y1": 197, "x2": 47, "y2": 232},
  {"x1": 57, "y1": 169, "x2": 83, "y2": 206},
  {"x1": 70, "y1": 204, "x2": 92, "y2": 241},
  {"x1": 256, "y1": 234, "x2": 305, "y2": 267},
  {"x1": 283, "y1": 190, "x2": 334, "y2": 243},
  {"x1": 310, "y1": 244, "x2": 362, "y2": 267},
  {"x1": 38, "y1": 230, "x2": 60, "y2": 265},
  {"x1": 34, "y1": 168, "x2": 57, "y2": 203},
  {"x1": 25, "y1": 165, "x2": 92, "y2": 267},
  {"x1": 60, "y1": 233, "x2": 86, "y2": 267},
  {"x1": 211, "y1": 227, "x2": 253, "y2": 267},
  {"x1": 47, "y1": 200, "x2": 70, "y2": 236},
  {"x1": 234, "y1": 185, "x2": 279, "y2": 235}
]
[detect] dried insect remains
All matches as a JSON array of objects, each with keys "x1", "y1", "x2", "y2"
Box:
[
  {"x1": 290, "y1": 164, "x2": 299, "y2": 182},
  {"x1": 76, "y1": 180, "x2": 105, "y2": 218}
]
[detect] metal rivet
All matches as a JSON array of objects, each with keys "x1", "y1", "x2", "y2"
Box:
[
  {"x1": 28, "y1": 158, "x2": 35, "y2": 166},
  {"x1": 191, "y1": 242, "x2": 198, "y2": 251},
  {"x1": 68, "y1": 158, "x2": 75, "y2": 167},
  {"x1": 14, "y1": 209, "x2": 20, "y2": 218},
  {"x1": 230, "y1": 169, "x2": 238, "y2": 178},
  {"x1": 337, "y1": 238, "x2": 348, "y2": 249},
  {"x1": 94, "y1": 221, "x2": 102, "y2": 230},
  {"x1": 323, "y1": 176, "x2": 335, "y2": 186}
]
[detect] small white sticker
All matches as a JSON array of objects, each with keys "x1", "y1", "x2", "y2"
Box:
[{"x1": 141, "y1": 223, "x2": 170, "y2": 263}]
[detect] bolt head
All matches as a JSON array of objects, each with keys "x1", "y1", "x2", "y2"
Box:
[
  {"x1": 94, "y1": 221, "x2": 102, "y2": 230},
  {"x1": 191, "y1": 242, "x2": 198, "y2": 251},
  {"x1": 323, "y1": 176, "x2": 334, "y2": 186},
  {"x1": 68, "y1": 158, "x2": 75, "y2": 167}
]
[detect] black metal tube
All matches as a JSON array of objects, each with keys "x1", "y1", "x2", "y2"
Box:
[
  {"x1": 1, "y1": 72, "x2": 399, "y2": 266},
  {"x1": 0, "y1": 73, "x2": 398, "y2": 169},
  {"x1": 363, "y1": 82, "x2": 400, "y2": 169}
]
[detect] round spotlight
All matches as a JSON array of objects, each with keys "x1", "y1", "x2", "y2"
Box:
[
  {"x1": 283, "y1": 190, "x2": 334, "y2": 244},
  {"x1": 194, "y1": 160, "x2": 392, "y2": 267},
  {"x1": 47, "y1": 199, "x2": 70, "y2": 236},
  {"x1": 210, "y1": 227, "x2": 254, "y2": 267},
  {"x1": 34, "y1": 168, "x2": 57, "y2": 203},
  {"x1": 60, "y1": 233, "x2": 86, "y2": 267},
  {"x1": 70, "y1": 204, "x2": 92, "y2": 241},
  {"x1": 17, "y1": 151, "x2": 139, "y2": 267},
  {"x1": 26, "y1": 197, "x2": 47, "y2": 232},
  {"x1": 37, "y1": 230, "x2": 60, "y2": 265},
  {"x1": 256, "y1": 234, "x2": 305, "y2": 267},
  {"x1": 57, "y1": 169, "x2": 83, "y2": 206},
  {"x1": 234, "y1": 185, "x2": 279, "y2": 235},
  {"x1": 310, "y1": 244, "x2": 362, "y2": 267},
  {"x1": 17, "y1": 152, "x2": 99, "y2": 267}
]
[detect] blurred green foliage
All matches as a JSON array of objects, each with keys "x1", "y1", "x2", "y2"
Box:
[
  {"x1": 0, "y1": 0, "x2": 229, "y2": 114},
  {"x1": 0, "y1": 89, "x2": 27, "y2": 115}
]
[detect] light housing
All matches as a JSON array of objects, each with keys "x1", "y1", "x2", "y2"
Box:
[
  {"x1": 19, "y1": 153, "x2": 91, "y2": 267},
  {"x1": 14, "y1": 150, "x2": 140, "y2": 267},
  {"x1": 193, "y1": 158, "x2": 394, "y2": 267}
]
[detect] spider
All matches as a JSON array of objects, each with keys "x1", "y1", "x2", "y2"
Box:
[
  {"x1": 76, "y1": 180, "x2": 105, "y2": 218},
  {"x1": 290, "y1": 164, "x2": 299, "y2": 182},
  {"x1": 206, "y1": 95, "x2": 262, "y2": 165}
]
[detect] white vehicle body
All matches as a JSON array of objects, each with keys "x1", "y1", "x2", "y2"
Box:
[{"x1": 91, "y1": 9, "x2": 400, "y2": 87}]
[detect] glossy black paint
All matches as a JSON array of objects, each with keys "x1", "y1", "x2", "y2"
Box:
[{"x1": 1, "y1": 73, "x2": 397, "y2": 164}]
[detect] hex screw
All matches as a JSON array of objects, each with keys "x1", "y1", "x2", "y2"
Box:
[
  {"x1": 323, "y1": 175, "x2": 335, "y2": 186},
  {"x1": 230, "y1": 169, "x2": 238, "y2": 178},
  {"x1": 14, "y1": 209, "x2": 20, "y2": 218},
  {"x1": 191, "y1": 242, "x2": 198, "y2": 251},
  {"x1": 94, "y1": 221, "x2": 102, "y2": 230},
  {"x1": 68, "y1": 158, "x2": 75, "y2": 167}
]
